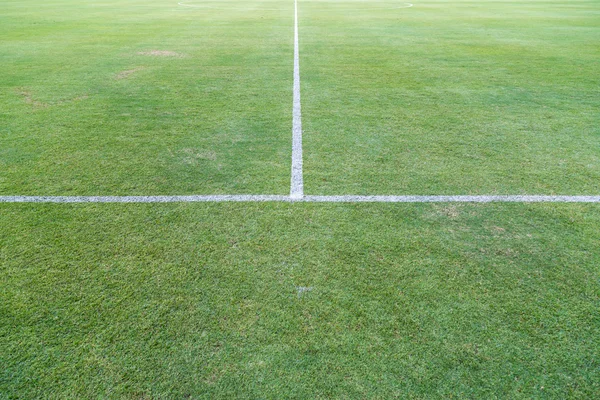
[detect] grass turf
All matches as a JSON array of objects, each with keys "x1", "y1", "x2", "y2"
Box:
[
  {"x1": 2, "y1": 0, "x2": 600, "y2": 398},
  {"x1": 0, "y1": 0, "x2": 293, "y2": 195},
  {"x1": 1, "y1": 203, "x2": 599, "y2": 398},
  {"x1": 302, "y1": 0, "x2": 600, "y2": 195}
]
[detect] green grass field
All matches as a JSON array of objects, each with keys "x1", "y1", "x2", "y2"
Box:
[
  {"x1": 1, "y1": 0, "x2": 293, "y2": 195},
  {"x1": 2, "y1": 0, "x2": 600, "y2": 398},
  {"x1": 301, "y1": 0, "x2": 599, "y2": 195}
]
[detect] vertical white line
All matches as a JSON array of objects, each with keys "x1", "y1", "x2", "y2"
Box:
[{"x1": 290, "y1": 0, "x2": 304, "y2": 199}]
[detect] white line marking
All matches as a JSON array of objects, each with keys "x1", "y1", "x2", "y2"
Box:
[
  {"x1": 303, "y1": 195, "x2": 600, "y2": 203},
  {"x1": 290, "y1": 0, "x2": 304, "y2": 199},
  {"x1": 176, "y1": 1, "x2": 413, "y2": 11},
  {"x1": 0, "y1": 195, "x2": 290, "y2": 203},
  {"x1": 1, "y1": 195, "x2": 599, "y2": 203},
  {"x1": 296, "y1": 286, "x2": 314, "y2": 297},
  {"x1": 177, "y1": 1, "x2": 285, "y2": 10}
]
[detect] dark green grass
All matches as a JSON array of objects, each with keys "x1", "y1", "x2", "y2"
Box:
[
  {"x1": 0, "y1": 0, "x2": 293, "y2": 195},
  {"x1": 302, "y1": 0, "x2": 600, "y2": 195},
  {"x1": 2, "y1": 203, "x2": 600, "y2": 398}
]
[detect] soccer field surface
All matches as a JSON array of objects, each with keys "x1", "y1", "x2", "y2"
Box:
[{"x1": 1, "y1": 0, "x2": 599, "y2": 398}]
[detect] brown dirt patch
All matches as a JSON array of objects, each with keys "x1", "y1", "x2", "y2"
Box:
[
  {"x1": 17, "y1": 89, "x2": 48, "y2": 109},
  {"x1": 115, "y1": 67, "x2": 144, "y2": 80},
  {"x1": 16, "y1": 88, "x2": 89, "y2": 109},
  {"x1": 435, "y1": 204, "x2": 461, "y2": 219}
]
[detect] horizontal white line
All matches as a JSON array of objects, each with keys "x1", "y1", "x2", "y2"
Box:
[
  {"x1": 303, "y1": 195, "x2": 600, "y2": 203},
  {"x1": 0, "y1": 195, "x2": 290, "y2": 203},
  {"x1": 1, "y1": 195, "x2": 599, "y2": 203}
]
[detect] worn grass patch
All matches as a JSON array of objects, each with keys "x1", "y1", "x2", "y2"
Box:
[
  {"x1": 115, "y1": 67, "x2": 145, "y2": 80},
  {"x1": 0, "y1": 0, "x2": 292, "y2": 196}
]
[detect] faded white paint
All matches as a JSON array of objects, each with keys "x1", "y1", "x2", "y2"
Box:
[{"x1": 2, "y1": 195, "x2": 599, "y2": 203}]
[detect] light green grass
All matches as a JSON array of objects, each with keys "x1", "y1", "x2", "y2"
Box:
[
  {"x1": 1, "y1": 203, "x2": 600, "y2": 398},
  {"x1": 0, "y1": 0, "x2": 293, "y2": 195},
  {"x1": 302, "y1": 0, "x2": 600, "y2": 195}
]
